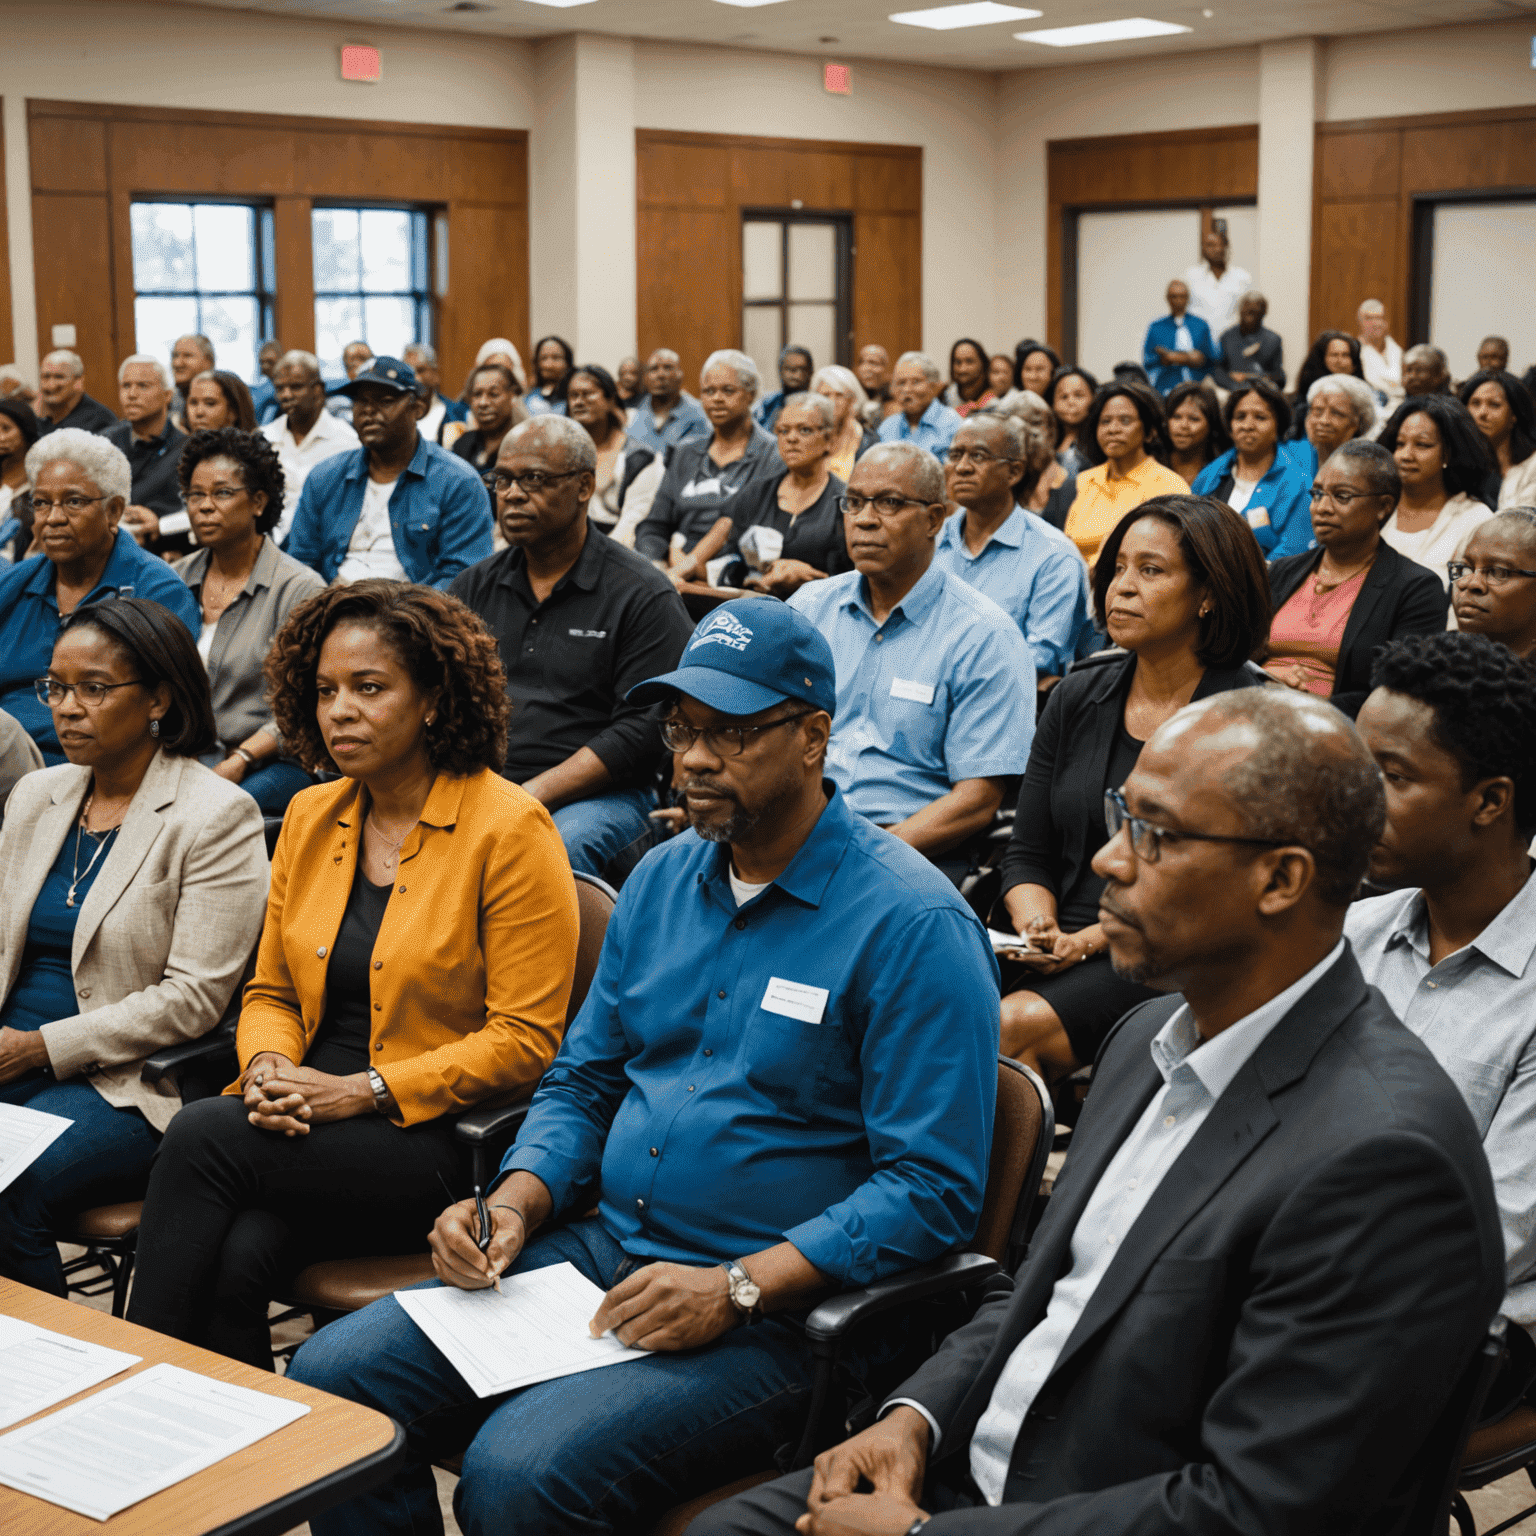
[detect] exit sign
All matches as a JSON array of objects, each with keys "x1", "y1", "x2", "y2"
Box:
[
  {"x1": 824, "y1": 62, "x2": 851, "y2": 95},
  {"x1": 340, "y1": 44, "x2": 382, "y2": 83}
]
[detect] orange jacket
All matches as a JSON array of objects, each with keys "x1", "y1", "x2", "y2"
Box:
[{"x1": 230, "y1": 768, "x2": 578, "y2": 1126}]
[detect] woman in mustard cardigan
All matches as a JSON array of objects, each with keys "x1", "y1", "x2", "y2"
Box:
[{"x1": 128, "y1": 580, "x2": 580, "y2": 1367}]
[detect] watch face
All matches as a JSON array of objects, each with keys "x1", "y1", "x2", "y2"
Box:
[{"x1": 735, "y1": 1278, "x2": 761, "y2": 1308}]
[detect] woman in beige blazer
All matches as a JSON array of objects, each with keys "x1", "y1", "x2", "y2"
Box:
[{"x1": 0, "y1": 596, "x2": 268, "y2": 1296}]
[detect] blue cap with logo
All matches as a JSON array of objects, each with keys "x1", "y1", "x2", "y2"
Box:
[
  {"x1": 627, "y1": 598, "x2": 837, "y2": 719},
  {"x1": 330, "y1": 357, "x2": 419, "y2": 398}
]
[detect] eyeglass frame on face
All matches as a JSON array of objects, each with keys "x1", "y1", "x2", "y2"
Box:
[
  {"x1": 775, "y1": 422, "x2": 827, "y2": 441},
  {"x1": 30, "y1": 493, "x2": 112, "y2": 517},
  {"x1": 1447, "y1": 560, "x2": 1536, "y2": 587},
  {"x1": 184, "y1": 483, "x2": 250, "y2": 510},
  {"x1": 661, "y1": 708, "x2": 814, "y2": 759},
  {"x1": 36, "y1": 677, "x2": 145, "y2": 708},
  {"x1": 1103, "y1": 786, "x2": 1294, "y2": 865},
  {"x1": 947, "y1": 445, "x2": 1015, "y2": 469},
  {"x1": 1308, "y1": 484, "x2": 1386, "y2": 508},
  {"x1": 835, "y1": 492, "x2": 939, "y2": 520},
  {"x1": 491, "y1": 468, "x2": 586, "y2": 497}
]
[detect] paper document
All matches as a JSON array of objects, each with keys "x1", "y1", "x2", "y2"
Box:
[
  {"x1": 0, "y1": 1102, "x2": 73, "y2": 1195},
  {"x1": 987, "y1": 928, "x2": 1036, "y2": 955},
  {"x1": 0, "y1": 1314, "x2": 140, "y2": 1430},
  {"x1": 0, "y1": 1361, "x2": 309, "y2": 1521},
  {"x1": 395, "y1": 1261, "x2": 649, "y2": 1399}
]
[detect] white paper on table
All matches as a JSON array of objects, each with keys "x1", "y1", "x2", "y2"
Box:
[
  {"x1": 394, "y1": 1261, "x2": 649, "y2": 1399},
  {"x1": 0, "y1": 1314, "x2": 140, "y2": 1430},
  {"x1": 0, "y1": 1102, "x2": 73, "y2": 1195},
  {"x1": 0, "y1": 1361, "x2": 309, "y2": 1521}
]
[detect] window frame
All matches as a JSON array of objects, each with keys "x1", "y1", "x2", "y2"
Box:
[
  {"x1": 740, "y1": 209, "x2": 854, "y2": 369},
  {"x1": 310, "y1": 202, "x2": 438, "y2": 371}
]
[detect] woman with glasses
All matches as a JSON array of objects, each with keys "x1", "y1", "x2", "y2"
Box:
[
  {"x1": 1450, "y1": 509, "x2": 1536, "y2": 659},
  {"x1": 997, "y1": 494, "x2": 1271, "y2": 1083},
  {"x1": 0, "y1": 596, "x2": 268, "y2": 1296},
  {"x1": 126, "y1": 580, "x2": 579, "y2": 1366},
  {"x1": 1459, "y1": 369, "x2": 1536, "y2": 511},
  {"x1": 563, "y1": 364, "x2": 660, "y2": 544},
  {"x1": 452, "y1": 364, "x2": 524, "y2": 518},
  {"x1": 1281, "y1": 374, "x2": 1378, "y2": 485},
  {"x1": 1265, "y1": 441, "x2": 1448, "y2": 715},
  {"x1": 173, "y1": 429, "x2": 324, "y2": 815}
]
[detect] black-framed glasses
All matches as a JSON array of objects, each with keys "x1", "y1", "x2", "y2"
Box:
[
  {"x1": 1447, "y1": 561, "x2": 1536, "y2": 587},
  {"x1": 661, "y1": 710, "x2": 813, "y2": 759},
  {"x1": 31, "y1": 494, "x2": 110, "y2": 517},
  {"x1": 36, "y1": 677, "x2": 145, "y2": 708},
  {"x1": 947, "y1": 446, "x2": 1014, "y2": 468},
  {"x1": 490, "y1": 469, "x2": 585, "y2": 497},
  {"x1": 1104, "y1": 786, "x2": 1293, "y2": 865},
  {"x1": 835, "y1": 493, "x2": 932, "y2": 520}
]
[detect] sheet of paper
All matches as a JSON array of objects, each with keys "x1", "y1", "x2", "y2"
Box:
[
  {"x1": 987, "y1": 927, "x2": 1036, "y2": 954},
  {"x1": 0, "y1": 1314, "x2": 140, "y2": 1430},
  {"x1": 395, "y1": 1261, "x2": 649, "y2": 1399},
  {"x1": 0, "y1": 1361, "x2": 309, "y2": 1521},
  {"x1": 0, "y1": 1102, "x2": 73, "y2": 1195}
]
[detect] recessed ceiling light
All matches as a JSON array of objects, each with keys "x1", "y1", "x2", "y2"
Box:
[
  {"x1": 516, "y1": 0, "x2": 598, "y2": 7},
  {"x1": 710, "y1": 0, "x2": 794, "y2": 8},
  {"x1": 1014, "y1": 16, "x2": 1192, "y2": 45},
  {"x1": 890, "y1": 3, "x2": 1042, "y2": 28}
]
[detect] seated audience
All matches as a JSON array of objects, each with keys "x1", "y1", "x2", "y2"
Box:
[
  {"x1": 998, "y1": 495, "x2": 1269, "y2": 1081},
  {"x1": 700, "y1": 687, "x2": 1503, "y2": 1536},
  {"x1": 1003, "y1": 389, "x2": 1077, "y2": 528},
  {"x1": 1014, "y1": 340, "x2": 1061, "y2": 399},
  {"x1": 877, "y1": 353, "x2": 963, "y2": 464},
  {"x1": 288, "y1": 597, "x2": 1000, "y2": 1534},
  {"x1": 1349, "y1": 632, "x2": 1536, "y2": 1379},
  {"x1": 1044, "y1": 366, "x2": 1097, "y2": 477},
  {"x1": 1403, "y1": 343, "x2": 1453, "y2": 397},
  {"x1": 261, "y1": 351, "x2": 360, "y2": 543},
  {"x1": 173, "y1": 429, "x2": 325, "y2": 815},
  {"x1": 1143, "y1": 279, "x2": 1214, "y2": 393},
  {"x1": 169, "y1": 333, "x2": 216, "y2": 429},
  {"x1": 564, "y1": 363, "x2": 659, "y2": 542},
  {"x1": 628, "y1": 347, "x2": 711, "y2": 455},
  {"x1": 0, "y1": 397, "x2": 41, "y2": 559},
  {"x1": 1281, "y1": 372, "x2": 1378, "y2": 482},
  {"x1": 1460, "y1": 367, "x2": 1536, "y2": 509},
  {"x1": 634, "y1": 350, "x2": 780, "y2": 575},
  {"x1": 402, "y1": 342, "x2": 466, "y2": 445},
  {"x1": 0, "y1": 707, "x2": 42, "y2": 814},
  {"x1": 1183, "y1": 223, "x2": 1251, "y2": 335},
  {"x1": 0, "y1": 431, "x2": 200, "y2": 761},
  {"x1": 126, "y1": 580, "x2": 580, "y2": 1367},
  {"x1": 1378, "y1": 394, "x2": 1496, "y2": 585},
  {"x1": 324, "y1": 342, "x2": 373, "y2": 427},
  {"x1": 1452, "y1": 510, "x2": 1536, "y2": 658},
  {"x1": 944, "y1": 338, "x2": 997, "y2": 417},
  {"x1": 286, "y1": 357, "x2": 492, "y2": 590},
  {"x1": 0, "y1": 367, "x2": 34, "y2": 406},
  {"x1": 104, "y1": 355, "x2": 189, "y2": 553},
  {"x1": 935, "y1": 413, "x2": 1089, "y2": 684},
  {"x1": 525, "y1": 335, "x2": 573, "y2": 418},
  {"x1": 249, "y1": 339, "x2": 282, "y2": 426},
  {"x1": 1358, "y1": 297, "x2": 1404, "y2": 402},
  {"x1": 754, "y1": 345, "x2": 814, "y2": 431},
  {"x1": 856, "y1": 343, "x2": 898, "y2": 422},
  {"x1": 185, "y1": 369, "x2": 257, "y2": 434},
  {"x1": 35, "y1": 350, "x2": 116, "y2": 435},
  {"x1": 451, "y1": 417, "x2": 692, "y2": 876},
  {"x1": 1266, "y1": 441, "x2": 1448, "y2": 714},
  {"x1": 452, "y1": 362, "x2": 521, "y2": 511},
  {"x1": 1211, "y1": 289, "x2": 1286, "y2": 391},
  {"x1": 789, "y1": 443, "x2": 1034, "y2": 876},
  {"x1": 1163, "y1": 379, "x2": 1228, "y2": 487},
  {"x1": 0, "y1": 597, "x2": 267, "y2": 1295},
  {"x1": 1063, "y1": 379, "x2": 1188, "y2": 573},
  {"x1": 987, "y1": 352, "x2": 1016, "y2": 398},
  {"x1": 615, "y1": 355, "x2": 643, "y2": 411},
  {"x1": 811, "y1": 364, "x2": 879, "y2": 481},
  {"x1": 1479, "y1": 336, "x2": 1512, "y2": 374},
  {"x1": 1192, "y1": 378, "x2": 1314, "y2": 557},
  {"x1": 470, "y1": 337, "x2": 527, "y2": 395},
  {"x1": 1289, "y1": 329, "x2": 1365, "y2": 430}
]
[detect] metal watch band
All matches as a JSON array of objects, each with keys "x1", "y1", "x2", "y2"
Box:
[
  {"x1": 724, "y1": 1260, "x2": 762, "y2": 1323},
  {"x1": 366, "y1": 1066, "x2": 390, "y2": 1114},
  {"x1": 905, "y1": 1520, "x2": 929, "y2": 1535}
]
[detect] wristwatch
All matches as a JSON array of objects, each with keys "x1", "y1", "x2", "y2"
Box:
[
  {"x1": 366, "y1": 1066, "x2": 392, "y2": 1115},
  {"x1": 722, "y1": 1259, "x2": 762, "y2": 1323}
]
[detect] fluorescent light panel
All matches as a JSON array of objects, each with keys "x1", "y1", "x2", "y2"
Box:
[
  {"x1": 516, "y1": 0, "x2": 599, "y2": 7},
  {"x1": 1014, "y1": 16, "x2": 1191, "y2": 45},
  {"x1": 710, "y1": 0, "x2": 795, "y2": 8},
  {"x1": 890, "y1": 3, "x2": 1042, "y2": 29}
]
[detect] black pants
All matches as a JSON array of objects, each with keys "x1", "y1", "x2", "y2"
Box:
[
  {"x1": 686, "y1": 1463, "x2": 985, "y2": 1535},
  {"x1": 126, "y1": 1095, "x2": 460, "y2": 1369}
]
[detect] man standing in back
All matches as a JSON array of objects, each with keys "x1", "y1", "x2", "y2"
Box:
[
  {"x1": 1142, "y1": 280, "x2": 1214, "y2": 394},
  {"x1": 1182, "y1": 225, "x2": 1252, "y2": 339}
]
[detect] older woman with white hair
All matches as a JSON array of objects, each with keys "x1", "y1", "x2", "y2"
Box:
[
  {"x1": 1281, "y1": 372, "x2": 1378, "y2": 485},
  {"x1": 811, "y1": 364, "x2": 880, "y2": 481},
  {"x1": 632, "y1": 348, "x2": 782, "y2": 582},
  {"x1": 442, "y1": 338, "x2": 529, "y2": 453},
  {"x1": 0, "y1": 431, "x2": 201, "y2": 761}
]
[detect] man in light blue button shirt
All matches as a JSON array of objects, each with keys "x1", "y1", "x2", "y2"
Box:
[
  {"x1": 876, "y1": 353, "x2": 962, "y2": 464},
  {"x1": 789, "y1": 443, "x2": 1034, "y2": 877}
]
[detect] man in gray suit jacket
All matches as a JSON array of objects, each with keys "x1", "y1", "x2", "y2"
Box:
[{"x1": 696, "y1": 688, "x2": 1504, "y2": 1536}]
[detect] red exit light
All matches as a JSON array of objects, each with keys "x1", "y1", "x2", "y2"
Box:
[
  {"x1": 824, "y1": 63, "x2": 852, "y2": 95},
  {"x1": 340, "y1": 45, "x2": 382, "y2": 83}
]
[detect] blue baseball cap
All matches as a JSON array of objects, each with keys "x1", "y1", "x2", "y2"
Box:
[
  {"x1": 627, "y1": 598, "x2": 837, "y2": 719},
  {"x1": 330, "y1": 357, "x2": 419, "y2": 397}
]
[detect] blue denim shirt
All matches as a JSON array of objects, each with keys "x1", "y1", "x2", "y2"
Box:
[
  {"x1": 502, "y1": 786, "x2": 998, "y2": 1285},
  {"x1": 1143, "y1": 312, "x2": 1216, "y2": 392},
  {"x1": 627, "y1": 393, "x2": 711, "y2": 456},
  {"x1": 1193, "y1": 447, "x2": 1316, "y2": 558},
  {"x1": 876, "y1": 398, "x2": 963, "y2": 464},
  {"x1": 284, "y1": 435, "x2": 493, "y2": 589}
]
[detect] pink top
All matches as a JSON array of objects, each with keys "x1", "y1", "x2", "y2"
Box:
[{"x1": 1264, "y1": 568, "x2": 1369, "y2": 696}]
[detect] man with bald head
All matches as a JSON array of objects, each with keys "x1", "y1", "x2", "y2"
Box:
[
  {"x1": 700, "y1": 686, "x2": 1504, "y2": 1536},
  {"x1": 628, "y1": 347, "x2": 709, "y2": 455},
  {"x1": 1142, "y1": 279, "x2": 1214, "y2": 394}
]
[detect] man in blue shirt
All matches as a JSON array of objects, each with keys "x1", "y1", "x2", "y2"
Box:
[
  {"x1": 753, "y1": 344, "x2": 814, "y2": 432},
  {"x1": 627, "y1": 348, "x2": 711, "y2": 456},
  {"x1": 1143, "y1": 279, "x2": 1215, "y2": 394},
  {"x1": 285, "y1": 357, "x2": 492, "y2": 589},
  {"x1": 876, "y1": 354, "x2": 962, "y2": 463},
  {"x1": 288, "y1": 596, "x2": 999, "y2": 1536},
  {"x1": 934, "y1": 415, "x2": 1091, "y2": 686},
  {"x1": 790, "y1": 442, "x2": 1035, "y2": 881}
]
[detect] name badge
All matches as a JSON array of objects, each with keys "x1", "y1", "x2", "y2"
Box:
[
  {"x1": 761, "y1": 976, "x2": 830, "y2": 1025},
  {"x1": 889, "y1": 677, "x2": 935, "y2": 705},
  {"x1": 1246, "y1": 506, "x2": 1271, "y2": 529}
]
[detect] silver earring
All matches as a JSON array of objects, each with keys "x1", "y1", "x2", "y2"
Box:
[{"x1": 150, "y1": 719, "x2": 160, "y2": 738}]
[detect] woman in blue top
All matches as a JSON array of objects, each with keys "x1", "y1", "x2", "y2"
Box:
[
  {"x1": 524, "y1": 335, "x2": 573, "y2": 417},
  {"x1": 1193, "y1": 379, "x2": 1314, "y2": 559}
]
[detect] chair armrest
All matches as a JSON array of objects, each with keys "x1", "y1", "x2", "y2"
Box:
[
  {"x1": 141, "y1": 1021, "x2": 238, "y2": 1085},
  {"x1": 453, "y1": 1096, "x2": 533, "y2": 1146},
  {"x1": 805, "y1": 1253, "x2": 1001, "y2": 1344}
]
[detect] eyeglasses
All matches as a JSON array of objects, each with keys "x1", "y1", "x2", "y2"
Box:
[
  {"x1": 1308, "y1": 486, "x2": 1382, "y2": 507},
  {"x1": 490, "y1": 469, "x2": 585, "y2": 496},
  {"x1": 775, "y1": 425, "x2": 826, "y2": 441},
  {"x1": 1447, "y1": 561, "x2": 1536, "y2": 587},
  {"x1": 1103, "y1": 786, "x2": 1293, "y2": 865},
  {"x1": 661, "y1": 710, "x2": 813, "y2": 758},
  {"x1": 835, "y1": 493, "x2": 934, "y2": 520},
  {"x1": 947, "y1": 447, "x2": 1014, "y2": 468},
  {"x1": 31, "y1": 495, "x2": 109, "y2": 517},
  {"x1": 36, "y1": 677, "x2": 145, "y2": 707},
  {"x1": 184, "y1": 485, "x2": 248, "y2": 509},
  {"x1": 700, "y1": 385, "x2": 748, "y2": 401}
]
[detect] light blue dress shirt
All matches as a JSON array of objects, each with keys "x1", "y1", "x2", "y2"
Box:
[
  {"x1": 933, "y1": 507, "x2": 1092, "y2": 679},
  {"x1": 626, "y1": 393, "x2": 711, "y2": 456},
  {"x1": 788, "y1": 564, "x2": 1035, "y2": 826},
  {"x1": 876, "y1": 398, "x2": 963, "y2": 463}
]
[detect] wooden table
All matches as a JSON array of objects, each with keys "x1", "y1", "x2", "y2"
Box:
[{"x1": 0, "y1": 1279, "x2": 404, "y2": 1536}]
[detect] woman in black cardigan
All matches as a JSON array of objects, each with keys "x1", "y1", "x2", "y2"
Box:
[
  {"x1": 998, "y1": 494, "x2": 1272, "y2": 1083},
  {"x1": 1265, "y1": 441, "x2": 1447, "y2": 718}
]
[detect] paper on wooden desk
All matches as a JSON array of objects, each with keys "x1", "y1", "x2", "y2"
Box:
[
  {"x1": 0, "y1": 1314, "x2": 139, "y2": 1430},
  {"x1": 0, "y1": 1102, "x2": 73, "y2": 1195}
]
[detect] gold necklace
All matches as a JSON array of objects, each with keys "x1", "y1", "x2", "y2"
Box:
[
  {"x1": 1313, "y1": 552, "x2": 1374, "y2": 594},
  {"x1": 367, "y1": 811, "x2": 418, "y2": 869}
]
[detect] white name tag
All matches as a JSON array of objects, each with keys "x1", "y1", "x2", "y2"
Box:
[
  {"x1": 1246, "y1": 506, "x2": 1271, "y2": 529},
  {"x1": 889, "y1": 677, "x2": 935, "y2": 705},
  {"x1": 761, "y1": 976, "x2": 830, "y2": 1025}
]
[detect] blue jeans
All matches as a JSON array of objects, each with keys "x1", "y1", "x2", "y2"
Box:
[
  {"x1": 289, "y1": 1217, "x2": 833, "y2": 1536},
  {"x1": 0, "y1": 1077, "x2": 159, "y2": 1295},
  {"x1": 201, "y1": 751, "x2": 314, "y2": 818},
  {"x1": 550, "y1": 787, "x2": 656, "y2": 878}
]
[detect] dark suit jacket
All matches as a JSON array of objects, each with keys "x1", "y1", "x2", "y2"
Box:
[
  {"x1": 1267, "y1": 542, "x2": 1448, "y2": 719},
  {"x1": 1211, "y1": 324, "x2": 1286, "y2": 392},
  {"x1": 892, "y1": 949, "x2": 1503, "y2": 1535}
]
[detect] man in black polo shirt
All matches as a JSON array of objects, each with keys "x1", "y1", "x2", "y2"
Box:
[
  {"x1": 36, "y1": 350, "x2": 117, "y2": 435},
  {"x1": 450, "y1": 416, "x2": 693, "y2": 876},
  {"x1": 103, "y1": 354, "x2": 189, "y2": 554}
]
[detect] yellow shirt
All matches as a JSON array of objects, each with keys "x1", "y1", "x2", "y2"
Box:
[{"x1": 1064, "y1": 457, "x2": 1192, "y2": 571}]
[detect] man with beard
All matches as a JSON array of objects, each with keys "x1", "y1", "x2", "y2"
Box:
[{"x1": 288, "y1": 595, "x2": 1000, "y2": 1535}]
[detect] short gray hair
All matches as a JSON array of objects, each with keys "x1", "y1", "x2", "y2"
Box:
[
  {"x1": 176, "y1": 333, "x2": 215, "y2": 364},
  {"x1": 1241, "y1": 290, "x2": 1268, "y2": 311},
  {"x1": 507, "y1": 414, "x2": 598, "y2": 475},
  {"x1": 41, "y1": 350, "x2": 84, "y2": 378},
  {"x1": 118, "y1": 353, "x2": 171, "y2": 389},
  {"x1": 403, "y1": 342, "x2": 438, "y2": 366},
  {"x1": 702, "y1": 349, "x2": 760, "y2": 399},
  {"x1": 810, "y1": 365, "x2": 868, "y2": 410},
  {"x1": 857, "y1": 441, "x2": 945, "y2": 503},
  {"x1": 1308, "y1": 372, "x2": 1377, "y2": 435},
  {"x1": 276, "y1": 350, "x2": 322, "y2": 380},
  {"x1": 25, "y1": 427, "x2": 132, "y2": 502},
  {"x1": 781, "y1": 391, "x2": 835, "y2": 429},
  {"x1": 895, "y1": 351, "x2": 941, "y2": 383},
  {"x1": 1403, "y1": 343, "x2": 1448, "y2": 371}
]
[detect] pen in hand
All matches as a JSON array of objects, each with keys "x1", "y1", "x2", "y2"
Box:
[{"x1": 474, "y1": 1184, "x2": 502, "y2": 1294}]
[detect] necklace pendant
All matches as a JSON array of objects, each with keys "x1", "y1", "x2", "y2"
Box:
[{"x1": 66, "y1": 891, "x2": 75, "y2": 908}]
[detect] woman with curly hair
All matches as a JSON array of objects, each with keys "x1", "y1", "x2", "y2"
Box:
[{"x1": 126, "y1": 580, "x2": 581, "y2": 1366}]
